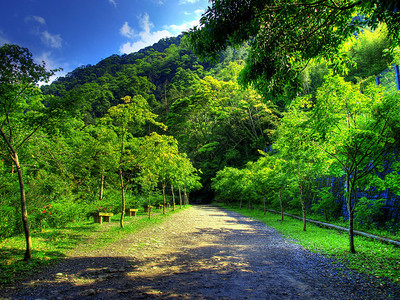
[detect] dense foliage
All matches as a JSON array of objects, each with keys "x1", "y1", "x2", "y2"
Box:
[
  {"x1": 2, "y1": 9, "x2": 400, "y2": 259},
  {"x1": 185, "y1": 0, "x2": 400, "y2": 99}
]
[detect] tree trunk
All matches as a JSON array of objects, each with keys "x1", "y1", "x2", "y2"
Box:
[
  {"x1": 279, "y1": 189, "x2": 284, "y2": 222},
  {"x1": 162, "y1": 182, "x2": 166, "y2": 215},
  {"x1": 239, "y1": 198, "x2": 242, "y2": 209},
  {"x1": 13, "y1": 152, "x2": 32, "y2": 260},
  {"x1": 171, "y1": 185, "x2": 176, "y2": 211},
  {"x1": 263, "y1": 195, "x2": 266, "y2": 215},
  {"x1": 148, "y1": 190, "x2": 152, "y2": 219},
  {"x1": 178, "y1": 186, "x2": 182, "y2": 208},
  {"x1": 119, "y1": 169, "x2": 125, "y2": 228},
  {"x1": 100, "y1": 173, "x2": 104, "y2": 200},
  {"x1": 184, "y1": 186, "x2": 188, "y2": 205},
  {"x1": 299, "y1": 184, "x2": 306, "y2": 231},
  {"x1": 349, "y1": 208, "x2": 356, "y2": 253},
  {"x1": 346, "y1": 173, "x2": 356, "y2": 253}
]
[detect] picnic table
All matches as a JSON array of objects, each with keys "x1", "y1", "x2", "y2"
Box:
[
  {"x1": 125, "y1": 208, "x2": 138, "y2": 217},
  {"x1": 144, "y1": 205, "x2": 153, "y2": 213},
  {"x1": 94, "y1": 212, "x2": 113, "y2": 224}
]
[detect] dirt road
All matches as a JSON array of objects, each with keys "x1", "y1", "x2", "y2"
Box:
[{"x1": 2, "y1": 205, "x2": 399, "y2": 299}]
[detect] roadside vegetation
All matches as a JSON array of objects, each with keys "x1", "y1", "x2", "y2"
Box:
[{"x1": 0, "y1": 205, "x2": 189, "y2": 287}]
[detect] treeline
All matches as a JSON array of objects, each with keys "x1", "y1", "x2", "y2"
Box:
[{"x1": 211, "y1": 25, "x2": 400, "y2": 253}]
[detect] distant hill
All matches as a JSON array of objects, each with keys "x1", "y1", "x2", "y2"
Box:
[{"x1": 42, "y1": 34, "x2": 247, "y2": 122}]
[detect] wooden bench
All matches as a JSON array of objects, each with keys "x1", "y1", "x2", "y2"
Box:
[
  {"x1": 144, "y1": 206, "x2": 153, "y2": 213},
  {"x1": 165, "y1": 203, "x2": 170, "y2": 208},
  {"x1": 125, "y1": 208, "x2": 138, "y2": 217},
  {"x1": 157, "y1": 204, "x2": 163, "y2": 209},
  {"x1": 94, "y1": 212, "x2": 113, "y2": 224}
]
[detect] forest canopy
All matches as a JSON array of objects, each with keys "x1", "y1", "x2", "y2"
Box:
[{"x1": 185, "y1": 0, "x2": 400, "y2": 98}]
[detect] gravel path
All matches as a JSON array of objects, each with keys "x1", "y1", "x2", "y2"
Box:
[{"x1": 2, "y1": 205, "x2": 400, "y2": 299}]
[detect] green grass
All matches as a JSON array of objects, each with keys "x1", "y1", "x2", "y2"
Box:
[
  {"x1": 219, "y1": 204, "x2": 400, "y2": 286},
  {"x1": 0, "y1": 206, "x2": 189, "y2": 287}
]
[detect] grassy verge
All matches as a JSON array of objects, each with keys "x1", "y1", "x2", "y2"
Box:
[
  {"x1": 219, "y1": 204, "x2": 400, "y2": 286},
  {"x1": 0, "y1": 206, "x2": 189, "y2": 287}
]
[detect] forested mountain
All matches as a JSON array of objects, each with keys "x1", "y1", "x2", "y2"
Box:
[{"x1": 41, "y1": 35, "x2": 274, "y2": 198}]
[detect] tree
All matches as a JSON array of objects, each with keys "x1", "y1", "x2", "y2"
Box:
[
  {"x1": 168, "y1": 74, "x2": 278, "y2": 194},
  {"x1": 345, "y1": 24, "x2": 393, "y2": 83},
  {"x1": 253, "y1": 153, "x2": 291, "y2": 219},
  {"x1": 185, "y1": 0, "x2": 400, "y2": 98},
  {"x1": 137, "y1": 132, "x2": 201, "y2": 213},
  {"x1": 274, "y1": 103, "x2": 329, "y2": 231},
  {"x1": 105, "y1": 95, "x2": 165, "y2": 228},
  {"x1": 0, "y1": 44, "x2": 59, "y2": 260},
  {"x1": 304, "y1": 73, "x2": 400, "y2": 252}
]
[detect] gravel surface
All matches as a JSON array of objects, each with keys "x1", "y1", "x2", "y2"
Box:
[{"x1": 2, "y1": 204, "x2": 400, "y2": 299}]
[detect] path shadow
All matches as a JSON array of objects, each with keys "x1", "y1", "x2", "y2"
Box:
[{"x1": 2, "y1": 205, "x2": 400, "y2": 299}]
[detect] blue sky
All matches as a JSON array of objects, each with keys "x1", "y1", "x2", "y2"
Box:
[{"x1": 0, "y1": 0, "x2": 208, "y2": 80}]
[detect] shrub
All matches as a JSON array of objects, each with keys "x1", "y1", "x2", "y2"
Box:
[
  {"x1": 355, "y1": 197, "x2": 386, "y2": 230},
  {"x1": 0, "y1": 205, "x2": 20, "y2": 240},
  {"x1": 311, "y1": 187, "x2": 342, "y2": 221}
]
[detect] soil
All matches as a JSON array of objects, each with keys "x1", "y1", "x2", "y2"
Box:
[{"x1": 1, "y1": 204, "x2": 400, "y2": 299}]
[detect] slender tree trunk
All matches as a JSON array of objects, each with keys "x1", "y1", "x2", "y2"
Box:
[
  {"x1": 148, "y1": 190, "x2": 152, "y2": 219},
  {"x1": 349, "y1": 208, "x2": 356, "y2": 253},
  {"x1": 119, "y1": 169, "x2": 125, "y2": 228},
  {"x1": 178, "y1": 186, "x2": 182, "y2": 208},
  {"x1": 184, "y1": 186, "x2": 188, "y2": 205},
  {"x1": 263, "y1": 195, "x2": 266, "y2": 215},
  {"x1": 162, "y1": 182, "x2": 166, "y2": 215},
  {"x1": 239, "y1": 198, "x2": 243, "y2": 209},
  {"x1": 171, "y1": 184, "x2": 176, "y2": 211},
  {"x1": 279, "y1": 189, "x2": 284, "y2": 222},
  {"x1": 100, "y1": 173, "x2": 104, "y2": 200},
  {"x1": 346, "y1": 173, "x2": 356, "y2": 253},
  {"x1": 13, "y1": 152, "x2": 32, "y2": 260},
  {"x1": 299, "y1": 183, "x2": 306, "y2": 231}
]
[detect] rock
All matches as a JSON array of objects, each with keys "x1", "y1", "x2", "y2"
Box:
[{"x1": 80, "y1": 289, "x2": 97, "y2": 296}]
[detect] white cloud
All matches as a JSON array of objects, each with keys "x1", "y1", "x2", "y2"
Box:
[
  {"x1": 25, "y1": 15, "x2": 46, "y2": 25},
  {"x1": 33, "y1": 16, "x2": 46, "y2": 25},
  {"x1": 34, "y1": 52, "x2": 68, "y2": 85},
  {"x1": 120, "y1": 22, "x2": 135, "y2": 38},
  {"x1": 180, "y1": 0, "x2": 200, "y2": 3},
  {"x1": 164, "y1": 19, "x2": 200, "y2": 34},
  {"x1": 194, "y1": 9, "x2": 205, "y2": 15},
  {"x1": 119, "y1": 13, "x2": 173, "y2": 54},
  {"x1": 164, "y1": 9, "x2": 204, "y2": 34},
  {"x1": 109, "y1": 0, "x2": 117, "y2": 7},
  {"x1": 41, "y1": 30, "x2": 63, "y2": 48}
]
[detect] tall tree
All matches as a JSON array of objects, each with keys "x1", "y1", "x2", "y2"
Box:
[
  {"x1": 0, "y1": 44, "x2": 59, "y2": 260},
  {"x1": 105, "y1": 95, "x2": 165, "y2": 228},
  {"x1": 274, "y1": 103, "x2": 329, "y2": 231},
  {"x1": 306, "y1": 74, "x2": 400, "y2": 253}
]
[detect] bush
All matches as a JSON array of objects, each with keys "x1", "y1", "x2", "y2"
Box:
[
  {"x1": 0, "y1": 205, "x2": 20, "y2": 240},
  {"x1": 355, "y1": 197, "x2": 386, "y2": 230},
  {"x1": 311, "y1": 187, "x2": 342, "y2": 221},
  {"x1": 126, "y1": 194, "x2": 147, "y2": 208}
]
